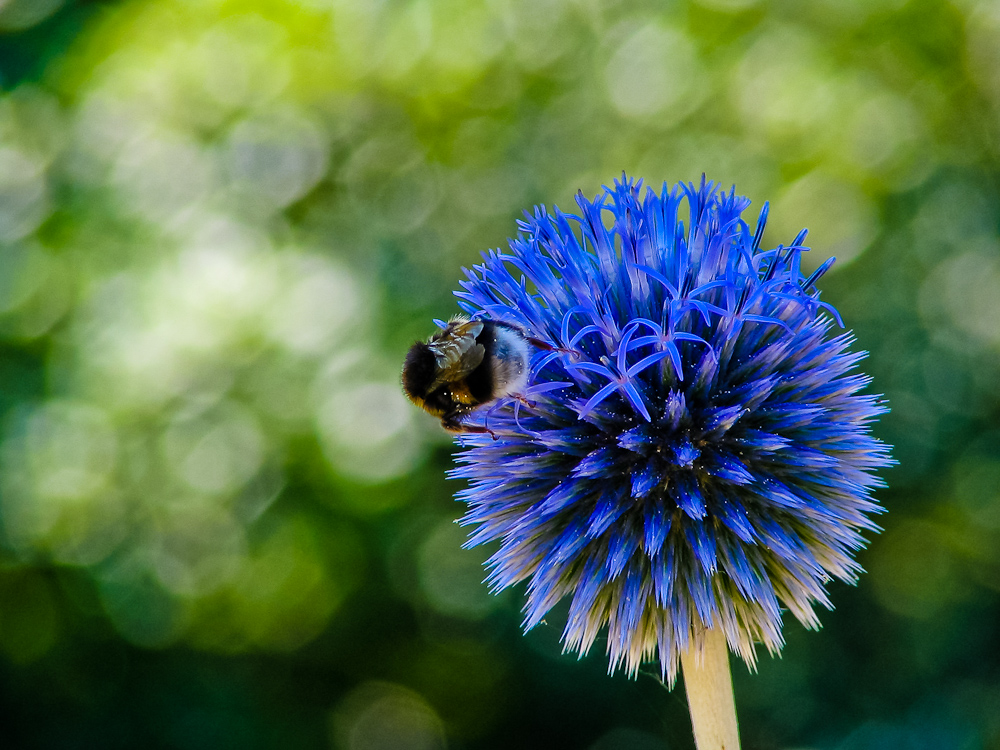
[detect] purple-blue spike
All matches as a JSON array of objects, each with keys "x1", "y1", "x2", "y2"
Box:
[
  {"x1": 643, "y1": 502, "x2": 671, "y2": 554},
  {"x1": 442, "y1": 177, "x2": 892, "y2": 681},
  {"x1": 631, "y1": 465, "x2": 660, "y2": 499},
  {"x1": 672, "y1": 474, "x2": 707, "y2": 520},
  {"x1": 672, "y1": 436, "x2": 701, "y2": 468},
  {"x1": 587, "y1": 488, "x2": 629, "y2": 538},
  {"x1": 606, "y1": 528, "x2": 639, "y2": 581}
]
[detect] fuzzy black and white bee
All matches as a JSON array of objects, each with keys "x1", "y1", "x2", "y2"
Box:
[{"x1": 402, "y1": 317, "x2": 560, "y2": 435}]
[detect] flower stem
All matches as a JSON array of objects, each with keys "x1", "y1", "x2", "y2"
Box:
[{"x1": 680, "y1": 627, "x2": 741, "y2": 750}]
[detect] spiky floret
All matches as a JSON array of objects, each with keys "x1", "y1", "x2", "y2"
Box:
[{"x1": 449, "y1": 176, "x2": 892, "y2": 681}]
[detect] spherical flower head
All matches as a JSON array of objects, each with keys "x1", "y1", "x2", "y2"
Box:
[{"x1": 450, "y1": 176, "x2": 892, "y2": 681}]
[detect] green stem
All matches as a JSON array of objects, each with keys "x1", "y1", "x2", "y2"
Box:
[{"x1": 680, "y1": 626, "x2": 741, "y2": 750}]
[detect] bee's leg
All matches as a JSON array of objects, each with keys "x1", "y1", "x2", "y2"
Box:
[
  {"x1": 512, "y1": 394, "x2": 536, "y2": 409},
  {"x1": 482, "y1": 400, "x2": 505, "y2": 438},
  {"x1": 442, "y1": 414, "x2": 498, "y2": 440},
  {"x1": 511, "y1": 397, "x2": 538, "y2": 435},
  {"x1": 525, "y1": 336, "x2": 581, "y2": 359},
  {"x1": 469, "y1": 424, "x2": 500, "y2": 441}
]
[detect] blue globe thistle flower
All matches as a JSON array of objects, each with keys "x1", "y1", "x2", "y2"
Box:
[{"x1": 449, "y1": 176, "x2": 892, "y2": 681}]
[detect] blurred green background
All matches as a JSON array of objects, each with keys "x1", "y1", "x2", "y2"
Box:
[{"x1": 0, "y1": 0, "x2": 998, "y2": 747}]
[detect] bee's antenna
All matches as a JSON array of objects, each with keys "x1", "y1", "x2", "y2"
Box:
[
  {"x1": 483, "y1": 402, "x2": 504, "y2": 440},
  {"x1": 456, "y1": 422, "x2": 498, "y2": 440},
  {"x1": 525, "y1": 336, "x2": 581, "y2": 360},
  {"x1": 512, "y1": 396, "x2": 543, "y2": 437}
]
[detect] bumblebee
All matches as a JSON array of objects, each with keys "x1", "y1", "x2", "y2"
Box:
[{"x1": 402, "y1": 317, "x2": 549, "y2": 434}]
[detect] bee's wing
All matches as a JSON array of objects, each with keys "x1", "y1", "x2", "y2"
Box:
[{"x1": 427, "y1": 319, "x2": 485, "y2": 389}]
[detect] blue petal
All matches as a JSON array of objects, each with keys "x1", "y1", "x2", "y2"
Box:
[
  {"x1": 586, "y1": 487, "x2": 629, "y2": 538},
  {"x1": 631, "y1": 464, "x2": 660, "y2": 499},
  {"x1": 606, "y1": 527, "x2": 639, "y2": 581},
  {"x1": 672, "y1": 474, "x2": 707, "y2": 519},
  {"x1": 663, "y1": 390, "x2": 689, "y2": 429},
  {"x1": 643, "y1": 502, "x2": 671, "y2": 554},
  {"x1": 447, "y1": 176, "x2": 893, "y2": 681},
  {"x1": 672, "y1": 436, "x2": 701, "y2": 468},
  {"x1": 618, "y1": 425, "x2": 655, "y2": 454},
  {"x1": 714, "y1": 498, "x2": 757, "y2": 543},
  {"x1": 686, "y1": 523, "x2": 718, "y2": 573},
  {"x1": 704, "y1": 451, "x2": 755, "y2": 486},
  {"x1": 573, "y1": 447, "x2": 616, "y2": 477},
  {"x1": 539, "y1": 481, "x2": 583, "y2": 516}
]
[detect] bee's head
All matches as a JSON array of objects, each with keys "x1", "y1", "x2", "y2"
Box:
[{"x1": 401, "y1": 341, "x2": 438, "y2": 401}]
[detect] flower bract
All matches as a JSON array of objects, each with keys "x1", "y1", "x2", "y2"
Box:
[{"x1": 450, "y1": 176, "x2": 892, "y2": 680}]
